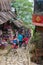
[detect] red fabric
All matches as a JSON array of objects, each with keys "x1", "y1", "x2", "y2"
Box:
[
  {"x1": 32, "y1": 14, "x2": 43, "y2": 26},
  {"x1": 23, "y1": 37, "x2": 29, "y2": 44},
  {"x1": 11, "y1": 44, "x2": 18, "y2": 49},
  {"x1": 23, "y1": 37, "x2": 28, "y2": 41},
  {"x1": 15, "y1": 46, "x2": 18, "y2": 49},
  {"x1": 11, "y1": 44, "x2": 16, "y2": 48}
]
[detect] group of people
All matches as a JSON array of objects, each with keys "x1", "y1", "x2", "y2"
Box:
[
  {"x1": 0, "y1": 27, "x2": 31, "y2": 49},
  {"x1": 11, "y1": 28, "x2": 31, "y2": 49}
]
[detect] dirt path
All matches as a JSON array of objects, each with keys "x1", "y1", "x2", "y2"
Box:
[
  {"x1": 17, "y1": 48, "x2": 29, "y2": 65},
  {"x1": 0, "y1": 47, "x2": 37, "y2": 65}
]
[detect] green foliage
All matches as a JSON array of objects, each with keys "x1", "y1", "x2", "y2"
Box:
[
  {"x1": 30, "y1": 32, "x2": 41, "y2": 43},
  {"x1": 30, "y1": 32, "x2": 43, "y2": 48},
  {"x1": 11, "y1": 0, "x2": 34, "y2": 29}
]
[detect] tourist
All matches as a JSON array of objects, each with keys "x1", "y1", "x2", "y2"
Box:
[
  {"x1": 23, "y1": 36, "x2": 29, "y2": 49},
  {"x1": 18, "y1": 32, "x2": 23, "y2": 47}
]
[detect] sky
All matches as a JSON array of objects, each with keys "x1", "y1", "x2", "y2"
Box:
[{"x1": 29, "y1": 0, "x2": 33, "y2": 2}]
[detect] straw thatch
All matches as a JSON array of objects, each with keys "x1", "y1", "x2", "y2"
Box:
[
  {"x1": 13, "y1": 20, "x2": 23, "y2": 28},
  {"x1": 0, "y1": 0, "x2": 23, "y2": 28},
  {"x1": 0, "y1": 0, "x2": 12, "y2": 11},
  {"x1": 0, "y1": 0, "x2": 16, "y2": 24},
  {"x1": 0, "y1": 11, "x2": 16, "y2": 24}
]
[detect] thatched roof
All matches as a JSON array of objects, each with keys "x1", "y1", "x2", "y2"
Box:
[
  {"x1": 0, "y1": 0, "x2": 23, "y2": 28},
  {"x1": 0, "y1": 0, "x2": 16, "y2": 24},
  {"x1": 0, "y1": 0, "x2": 12, "y2": 11},
  {"x1": 0, "y1": 11, "x2": 16, "y2": 24},
  {"x1": 13, "y1": 20, "x2": 23, "y2": 28}
]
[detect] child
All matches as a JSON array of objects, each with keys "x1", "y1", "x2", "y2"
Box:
[
  {"x1": 18, "y1": 33, "x2": 23, "y2": 47},
  {"x1": 23, "y1": 36, "x2": 29, "y2": 49},
  {"x1": 11, "y1": 34, "x2": 18, "y2": 49}
]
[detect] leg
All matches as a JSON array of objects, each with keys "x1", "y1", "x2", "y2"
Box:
[{"x1": 19, "y1": 41, "x2": 22, "y2": 47}]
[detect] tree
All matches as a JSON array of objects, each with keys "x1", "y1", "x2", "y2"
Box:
[{"x1": 11, "y1": 0, "x2": 34, "y2": 29}]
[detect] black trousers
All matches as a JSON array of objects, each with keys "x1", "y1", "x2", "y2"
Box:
[{"x1": 19, "y1": 41, "x2": 23, "y2": 47}]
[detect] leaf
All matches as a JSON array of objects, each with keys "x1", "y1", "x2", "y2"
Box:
[{"x1": 11, "y1": 0, "x2": 33, "y2": 29}]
